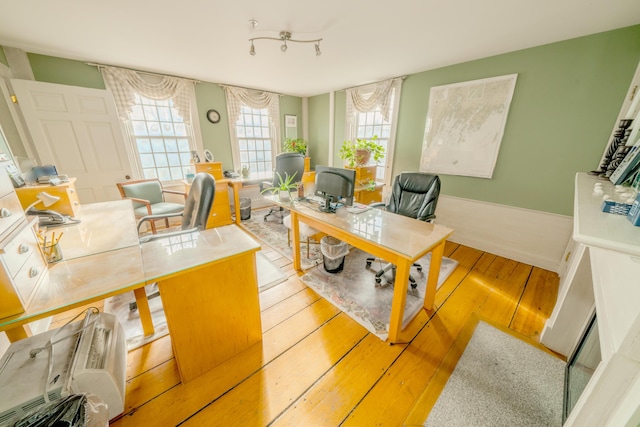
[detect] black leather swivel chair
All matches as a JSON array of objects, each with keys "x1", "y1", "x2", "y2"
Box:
[
  {"x1": 260, "y1": 152, "x2": 305, "y2": 223},
  {"x1": 365, "y1": 172, "x2": 441, "y2": 288},
  {"x1": 130, "y1": 172, "x2": 215, "y2": 310}
]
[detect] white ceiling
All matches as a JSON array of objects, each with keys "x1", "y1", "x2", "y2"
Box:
[{"x1": 0, "y1": 0, "x2": 639, "y2": 97}]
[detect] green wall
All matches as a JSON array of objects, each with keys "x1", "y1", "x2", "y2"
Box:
[
  {"x1": 310, "y1": 25, "x2": 640, "y2": 216},
  {"x1": 23, "y1": 54, "x2": 303, "y2": 172},
  {"x1": 0, "y1": 47, "x2": 7, "y2": 67}
]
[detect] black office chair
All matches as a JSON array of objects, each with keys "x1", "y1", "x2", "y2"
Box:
[
  {"x1": 365, "y1": 172, "x2": 441, "y2": 288},
  {"x1": 129, "y1": 172, "x2": 215, "y2": 310},
  {"x1": 260, "y1": 152, "x2": 305, "y2": 223}
]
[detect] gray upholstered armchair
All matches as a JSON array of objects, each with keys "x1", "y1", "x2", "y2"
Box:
[
  {"x1": 365, "y1": 172, "x2": 441, "y2": 288},
  {"x1": 259, "y1": 152, "x2": 306, "y2": 223},
  {"x1": 116, "y1": 178, "x2": 187, "y2": 234}
]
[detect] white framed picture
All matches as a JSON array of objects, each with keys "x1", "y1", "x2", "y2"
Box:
[
  {"x1": 204, "y1": 149, "x2": 214, "y2": 162},
  {"x1": 285, "y1": 115, "x2": 297, "y2": 127}
]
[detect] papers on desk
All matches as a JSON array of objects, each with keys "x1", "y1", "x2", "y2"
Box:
[{"x1": 347, "y1": 203, "x2": 372, "y2": 214}]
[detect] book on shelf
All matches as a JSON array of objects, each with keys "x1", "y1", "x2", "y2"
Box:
[{"x1": 610, "y1": 140, "x2": 640, "y2": 185}]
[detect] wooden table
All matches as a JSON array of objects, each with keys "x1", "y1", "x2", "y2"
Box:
[
  {"x1": 0, "y1": 200, "x2": 262, "y2": 383},
  {"x1": 265, "y1": 196, "x2": 454, "y2": 343}
]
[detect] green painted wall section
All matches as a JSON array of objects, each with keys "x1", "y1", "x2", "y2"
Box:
[
  {"x1": 308, "y1": 93, "x2": 330, "y2": 168},
  {"x1": 195, "y1": 82, "x2": 233, "y2": 170},
  {"x1": 28, "y1": 53, "x2": 105, "y2": 89},
  {"x1": 310, "y1": 25, "x2": 640, "y2": 216}
]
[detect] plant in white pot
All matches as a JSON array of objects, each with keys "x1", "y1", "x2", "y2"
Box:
[
  {"x1": 339, "y1": 135, "x2": 385, "y2": 168},
  {"x1": 260, "y1": 171, "x2": 299, "y2": 202}
]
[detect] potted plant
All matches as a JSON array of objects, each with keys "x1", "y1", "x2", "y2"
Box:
[
  {"x1": 283, "y1": 138, "x2": 308, "y2": 156},
  {"x1": 339, "y1": 135, "x2": 385, "y2": 167},
  {"x1": 260, "y1": 171, "x2": 299, "y2": 201}
]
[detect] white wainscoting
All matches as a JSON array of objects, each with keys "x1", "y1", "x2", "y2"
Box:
[{"x1": 436, "y1": 195, "x2": 573, "y2": 272}]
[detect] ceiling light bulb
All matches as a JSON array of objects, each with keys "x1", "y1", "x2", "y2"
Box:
[
  {"x1": 250, "y1": 42, "x2": 255, "y2": 56},
  {"x1": 315, "y1": 43, "x2": 321, "y2": 56},
  {"x1": 281, "y1": 42, "x2": 287, "y2": 52}
]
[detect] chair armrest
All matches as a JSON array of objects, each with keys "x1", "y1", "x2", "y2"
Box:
[
  {"x1": 139, "y1": 226, "x2": 199, "y2": 243},
  {"x1": 137, "y1": 212, "x2": 183, "y2": 234},
  {"x1": 368, "y1": 202, "x2": 386, "y2": 210},
  {"x1": 163, "y1": 189, "x2": 188, "y2": 199},
  {"x1": 123, "y1": 197, "x2": 153, "y2": 215},
  {"x1": 259, "y1": 180, "x2": 273, "y2": 193}
]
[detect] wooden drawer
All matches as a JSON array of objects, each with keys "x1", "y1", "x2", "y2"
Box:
[
  {"x1": 195, "y1": 162, "x2": 223, "y2": 180},
  {"x1": 0, "y1": 191, "x2": 25, "y2": 237},
  {"x1": 354, "y1": 185, "x2": 383, "y2": 205},
  {"x1": 207, "y1": 184, "x2": 231, "y2": 228},
  {"x1": 2, "y1": 224, "x2": 40, "y2": 278},
  {"x1": 15, "y1": 179, "x2": 80, "y2": 217},
  {"x1": 13, "y1": 250, "x2": 46, "y2": 307},
  {"x1": 348, "y1": 166, "x2": 377, "y2": 184}
]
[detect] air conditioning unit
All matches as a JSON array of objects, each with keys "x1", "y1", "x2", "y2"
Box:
[{"x1": 0, "y1": 311, "x2": 126, "y2": 425}]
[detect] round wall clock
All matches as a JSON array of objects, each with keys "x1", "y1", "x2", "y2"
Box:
[{"x1": 206, "y1": 109, "x2": 221, "y2": 124}]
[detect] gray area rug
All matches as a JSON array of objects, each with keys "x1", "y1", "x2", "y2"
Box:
[
  {"x1": 425, "y1": 321, "x2": 565, "y2": 427},
  {"x1": 299, "y1": 248, "x2": 458, "y2": 340},
  {"x1": 104, "y1": 252, "x2": 285, "y2": 351}
]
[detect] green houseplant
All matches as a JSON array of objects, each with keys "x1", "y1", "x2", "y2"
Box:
[
  {"x1": 339, "y1": 135, "x2": 385, "y2": 167},
  {"x1": 283, "y1": 138, "x2": 308, "y2": 156},
  {"x1": 260, "y1": 171, "x2": 299, "y2": 201}
]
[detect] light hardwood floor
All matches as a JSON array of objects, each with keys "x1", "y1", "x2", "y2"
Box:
[{"x1": 50, "y1": 238, "x2": 561, "y2": 426}]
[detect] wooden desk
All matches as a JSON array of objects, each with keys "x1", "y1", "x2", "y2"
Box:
[
  {"x1": 0, "y1": 200, "x2": 262, "y2": 383},
  {"x1": 266, "y1": 196, "x2": 454, "y2": 343}
]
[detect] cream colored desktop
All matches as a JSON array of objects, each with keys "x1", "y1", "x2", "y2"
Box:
[
  {"x1": 0, "y1": 177, "x2": 262, "y2": 384},
  {"x1": 264, "y1": 194, "x2": 454, "y2": 344}
]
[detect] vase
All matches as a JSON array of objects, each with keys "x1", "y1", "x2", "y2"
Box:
[
  {"x1": 355, "y1": 149, "x2": 371, "y2": 166},
  {"x1": 279, "y1": 190, "x2": 291, "y2": 202}
]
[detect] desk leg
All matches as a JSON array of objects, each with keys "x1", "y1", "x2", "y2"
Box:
[
  {"x1": 424, "y1": 241, "x2": 445, "y2": 311},
  {"x1": 388, "y1": 259, "x2": 411, "y2": 343},
  {"x1": 5, "y1": 326, "x2": 29, "y2": 342},
  {"x1": 230, "y1": 182, "x2": 242, "y2": 225},
  {"x1": 134, "y1": 287, "x2": 155, "y2": 336},
  {"x1": 290, "y1": 211, "x2": 302, "y2": 272}
]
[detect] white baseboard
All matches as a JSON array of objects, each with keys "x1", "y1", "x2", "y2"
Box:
[{"x1": 436, "y1": 195, "x2": 573, "y2": 272}]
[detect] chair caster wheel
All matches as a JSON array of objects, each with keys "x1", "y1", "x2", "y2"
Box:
[
  {"x1": 375, "y1": 277, "x2": 382, "y2": 284},
  {"x1": 129, "y1": 301, "x2": 138, "y2": 311},
  {"x1": 366, "y1": 261, "x2": 372, "y2": 268},
  {"x1": 417, "y1": 267, "x2": 423, "y2": 272},
  {"x1": 263, "y1": 216, "x2": 267, "y2": 221},
  {"x1": 410, "y1": 282, "x2": 417, "y2": 289}
]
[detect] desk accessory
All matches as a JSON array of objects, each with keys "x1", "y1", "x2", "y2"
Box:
[
  {"x1": 601, "y1": 199, "x2": 633, "y2": 215},
  {"x1": 627, "y1": 193, "x2": 640, "y2": 226}
]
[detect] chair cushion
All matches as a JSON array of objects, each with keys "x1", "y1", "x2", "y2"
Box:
[
  {"x1": 123, "y1": 181, "x2": 164, "y2": 205},
  {"x1": 283, "y1": 215, "x2": 319, "y2": 237},
  {"x1": 133, "y1": 202, "x2": 184, "y2": 217}
]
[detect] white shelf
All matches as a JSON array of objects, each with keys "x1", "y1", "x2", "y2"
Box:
[{"x1": 574, "y1": 173, "x2": 640, "y2": 257}]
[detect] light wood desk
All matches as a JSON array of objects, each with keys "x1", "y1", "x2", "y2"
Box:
[
  {"x1": 0, "y1": 200, "x2": 262, "y2": 383},
  {"x1": 266, "y1": 196, "x2": 454, "y2": 343}
]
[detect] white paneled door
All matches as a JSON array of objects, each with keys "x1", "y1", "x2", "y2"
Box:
[{"x1": 11, "y1": 79, "x2": 132, "y2": 203}]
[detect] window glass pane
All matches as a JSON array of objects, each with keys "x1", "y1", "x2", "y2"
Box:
[
  {"x1": 126, "y1": 96, "x2": 194, "y2": 182},
  {"x1": 234, "y1": 106, "x2": 274, "y2": 175}
]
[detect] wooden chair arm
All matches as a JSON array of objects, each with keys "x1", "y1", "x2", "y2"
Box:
[
  {"x1": 124, "y1": 197, "x2": 153, "y2": 215},
  {"x1": 163, "y1": 189, "x2": 188, "y2": 199}
]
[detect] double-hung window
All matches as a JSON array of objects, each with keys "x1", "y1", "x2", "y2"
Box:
[
  {"x1": 235, "y1": 105, "x2": 274, "y2": 179},
  {"x1": 346, "y1": 79, "x2": 402, "y2": 186},
  {"x1": 128, "y1": 95, "x2": 194, "y2": 181}
]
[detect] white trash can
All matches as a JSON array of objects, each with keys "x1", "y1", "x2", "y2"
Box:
[{"x1": 320, "y1": 236, "x2": 349, "y2": 273}]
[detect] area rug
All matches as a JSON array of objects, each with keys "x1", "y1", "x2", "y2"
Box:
[
  {"x1": 241, "y1": 207, "x2": 323, "y2": 270},
  {"x1": 104, "y1": 252, "x2": 286, "y2": 351},
  {"x1": 424, "y1": 321, "x2": 565, "y2": 426},
  {"x1": 299, "y1": 248, "x2": 458, "y2": 340}
]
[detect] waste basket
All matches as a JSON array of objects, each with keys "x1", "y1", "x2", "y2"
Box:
[
  {"x1": 240, "y1": 197, "x2": 251, "y2": 220},
  {"x1": 320, "y1": 236, "x2": 349, "y2": 273}
]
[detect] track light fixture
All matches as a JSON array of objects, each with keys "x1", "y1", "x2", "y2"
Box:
[{"x1": 249, "y1": 31, "x2": 322, "y2": 56}]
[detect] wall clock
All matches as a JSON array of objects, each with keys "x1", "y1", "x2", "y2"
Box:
[{"x1": 206, "y1": 109, "x2": 221, "y2": 124}]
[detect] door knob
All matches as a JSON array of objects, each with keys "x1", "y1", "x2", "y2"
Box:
[{"x1": 125, "y1": 175, "x2": 131, "y2": 180}]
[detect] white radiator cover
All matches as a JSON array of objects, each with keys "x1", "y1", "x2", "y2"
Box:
[{"x1": 435, "y1": 195, "x2": 573, "y2": 272}]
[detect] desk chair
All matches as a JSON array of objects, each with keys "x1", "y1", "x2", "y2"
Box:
[
  {"x1": 365, "y1": 172, "x2": 441, "y2": 288},
  {"x1": 260, "y1": 152, "x2": 305, "y2": 223},
  {"x1": 117, "y1": 178, "x2": 187, "y2": 234},
  {"x1": 283, "y1": 214, "x2": 320, "y2": 258},
  {"x1": 130, "y1": 173, "x2": 215, "y2": 311}
]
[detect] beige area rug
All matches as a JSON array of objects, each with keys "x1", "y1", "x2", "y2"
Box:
[
  {"x1": 241, "y1": 207, "x2": 323, "y2": 271},
  {"x1": 104, "y1": 252, "x2": 286, "y2": 351},
  {"x1": 299, "y1": 248, "x2": 458, "y2": 341},
  {"x1": 423, "y1": 321, "x2": 565, "y2": 426}
]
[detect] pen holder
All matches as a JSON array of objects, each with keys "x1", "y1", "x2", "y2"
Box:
[{"x1": 43, "y1": 242, "x2": 63, "y2": 264}]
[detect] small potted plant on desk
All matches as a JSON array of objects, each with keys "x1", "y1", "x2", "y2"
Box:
[
  {"x1": 339, "y1": 135, "x2": 385, "y2": 167},
  {"x1": 260, "y1": 171, "x2": 299, "y2": 202}
]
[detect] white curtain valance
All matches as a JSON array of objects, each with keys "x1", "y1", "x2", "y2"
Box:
[
  {"x1": 99, "y1": 65, "x2": 193, "y2": 123},
  {"x1": 346, "y1": 78, "x2": 395, "y2": 122}
]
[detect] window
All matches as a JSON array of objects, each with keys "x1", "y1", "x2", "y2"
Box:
[
  {"x1": 129, "y1": 95, "x2": 194, "y2": 181},
  {"x1": 345, "y1": 79, "x2": 402, "y2": 186},
  {"x1": 235, "y1": 105, "x2": 274, "y2": 179},
  {"x1": 354, "y1": 96, "x2": 394, "y2": 182}
]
